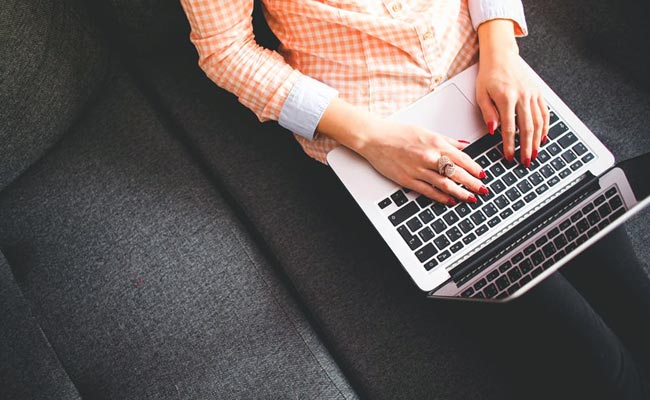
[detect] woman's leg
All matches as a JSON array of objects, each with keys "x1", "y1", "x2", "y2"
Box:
[{"x1": 560, "y1": 227, "x2": 650, "y2": 370}]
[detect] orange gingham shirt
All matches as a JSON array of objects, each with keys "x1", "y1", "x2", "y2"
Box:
[{"x1": 181, "y1": 0, "x2": 527, "y2": 163}]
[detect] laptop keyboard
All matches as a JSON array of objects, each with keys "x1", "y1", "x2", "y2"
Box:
[
  {"x1": 378, "y1": 110, "x2": 596, "y2": 272},
  {"x1": 459, "y1": 185, "x2": 625, "y2": 299}
]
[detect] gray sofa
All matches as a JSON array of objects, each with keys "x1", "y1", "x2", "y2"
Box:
[{"x1": 1, "y1": 0, "x2": 648, "y2": 399}]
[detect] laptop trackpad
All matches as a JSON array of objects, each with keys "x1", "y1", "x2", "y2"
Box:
[{"x1": 389, "y1": 84, "x2": 486, "y2": 142}]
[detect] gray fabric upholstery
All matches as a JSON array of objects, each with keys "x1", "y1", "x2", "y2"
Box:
[
  {"x1": 0, "y1": 69, "x2": 357, "y2": 400},
  {"x1": 0, "y1": 0, "x2": 110, "y2": 191},
  {"x1": 0, "y1": 252, "x2": 81, "y2": 400},
  {"x1": 113, "y1": 0, "x2": 650, "y2": 398}
]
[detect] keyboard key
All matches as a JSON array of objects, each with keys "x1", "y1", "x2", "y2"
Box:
[
  {"x1": 419, "y1": 209, "x2": 435, "y2": 224},
  {"x1": 529, "y1": 172, "x2": 543, "y2": 186},
  {"x1": 549, "y1": 111, "x2": 559, "y2": 125},
  {"x1": 551, "y1": 157, "x2": 566, "y2": 171},
  {"x1": 570, "y1": 160, "x2": 583, "y2": 171},
  {"x1": 577, "y1": 219, "x2": 589, "y2": 233},
  {"x1": 558, "y1": 132, "x2": 578, "y2": 148},
  {"x1": 560, "y1": 219, "x2": 571, "y2": 230},
  {"x1": 594, "y1": 195, "x2": 606, "y2": 206},
  {"x1": 573, "y1": 143, "x2": 588, "y2": 156},
  {"x1": 547, "y1": 143, "x2": 562, "y2": 156},
  {"x1": 461, "y1": 287, "x2": 475, "y2": 297},
  {"x1": 554, "y1": 250, "x2": 566, "y2": 262},
  {"x1": 494, "y1": 195, "x2": 509, "y2": 209},
  {"x1": 389, "y1": 202, "x2": 419, "y2": 226},
  {"x1": 582, "y1": 203, "x2": 594, "y2": 214},
  {"x1": 540, "y1": 165, "x2": 555, "y2": 178},
  {"x1": 450, "y1": 241, "x2": 464, "y2": 254},
  {"x1": 473, "y1": 291, "x2": 485, "y2": 299},
  {"x1": 499, "y1": 261, "x2": 513, "y2": 273},
  {"x1": 446, "y1": 227, "x2": 462, "y2": 242},
  {"x1": 483, "y1": 203, "x2": 498, "y2": 217},
  {"x1": 570, "y1": 211, "x2": 583, "y2": 223},
  {"x1": 431, "y1": 203, "x2": 447, "y2": 215},
  {"x1": 548, "y1": 176, "x2": 560, "y2": 186},
  {"x1": 542, "y1": 259, "x2": 554, "y2": 269},
  {"x1": 437, "y1": 250, "x2": 452, "y2": 262},
  {"x1": 496, "y1": 275, "x2": 510, "y2": 291},
  {"x1": 531, "y1": 251, "x2": 545, "y2": 266},
  {"x1": 431, "y1": 219, "x2": 446, "y2": 234},
  {"x1": 559, "y1": 168, "x2": 571, "y2": 179},
  {"x1": 502, "y1": 172, "x2": 517, "y2": 186},
  {"x1": 416, "y1": 243, "x2": 437, "y2": 262},
  {"x1": 523, "y1": 244, "x2": 536, "y2": 256},
  {"x1": 403, "y1": 188, "x2": 411, "y2": 193},
  {"x1": 531, "y1": 267, "x2": 544, "y2": 277},
  {"x1": 476, "y1": 155, "x2": 491, "y2": 169},
  {"x1": 487, "y1": 216, "x2": 501, "y2": 227},
  {"x1": 507, "y1": 284, "x2": 520, "y2": 296},
  {"x1": 418, "y1": 226, "x2": 435, "y2": 242},
  {"x1": 489, "y1": 162, "x2": 506, "y2": 177},
  {"x1": 505, "y1": 187, "x2": 522, "y2": 201},
  {"x1": 581, "y1": 153, "x2": 595, "y2": 163},
  {"x1": 605, "y1": 187, "x2": 617, "y2": 198},
  {"x1": 487, "y1": 270, "x2": 499, "y2": 281},
  {"x1": 443, "y1": 212, "x2": 459, "y2": 226},
  {"x1": 391, "y1": 190, "x2": 408, "y2": 206},
  {"x1": 470, "y1": 211, "x2": 486, "y2": 225},
  {"x1": 475, "y1": 225, "x2": 489, "y2": 236},
  {"x1": 542, "y1": 242, "x2": 556, "y2": 258},
  {"x1": 462, "y1": 233, "x2": 477, "y2": 245},
  {"x1": 415, "y1": 195, "x2": 433, "y2": 208},
  {"x1": 537, "y1": 149, "x2": 551, "y2": 164},
  {"x1": 576, "y1": 235, "x2": 588, "y2": 245},
  {"x1": 548, "y1": 121, "x2": 568, "y2": 139},
  {"x1": 486, "y1": 148, "x2": 502, "y2": 162},
  {"x1": 484, "y1": 284, "x2": 498, "y2": 298},
  {"x1": 407, "y1": 236, "x2": 422, "y2": 250},
  {"x1": 456, "y1": 203, "x2": 472, "y2": 218},
  {"x1": 524, "y1": 192, "x2": 537, "y2": 203},
  {"x1": 561, "y1": 150, "x2": 577, "y2": 163},
  {"x1": 474, "y1": 278, "x2": 487, "y2": 290},
  {"x1": 378, "y1": 198, "x2": 392, "y2": 209},
  {"x1": 598, "y1": 220, "x2": 609, "y2": 230},
  {"x1": 535, "y1": 236, "x2": 548, "y2": 247},
  {"x1": 529, "y1": 159, "x2": 541, "y2": 170},
  {"x1": 513, "y1": 252, "x2": 524, "y2": 263},
  {"x1": 513, "y1": 165, "x2": 528, "y2": 179},
  {"x1": 397, "y1": 225, "x2": 412, "y2": 241},
  {"x1": 512, "y1": 200, "x2": 525, "y2": 211},
  {"x1": 587, "y1": 211, "x2": 600, "y2": 226},
  {"x1": 406, "y1": 217, "x2": 423, "y2": 232},
  {"x1": 536, "y1": 184, "x2": 549, "y2": 195},
  {"x1": 459, "y1": 219, "x2": 475, "y2": 233},
  {"x1": 517, "y1": 180, "x2": 533, "y2": 193},
  {"x1": 507, "y1": 267, "x2": 522, "y2": 282},
  {"x1": 491, "y1": 180, "x2": 506, "y2": 194},
  {"x1": 553, "y1": 234, "x2": 568, "y2": 249},
  {"x1": 548, "y1": 227, "x2": 560, "y2": 238},
  {"x1": 520, "y1": 259, "x2": 534, "y2": 273},
  {"x1": 424, "y1": 259, "x2": 438, "y2": 271},
  {"x1": 609, "y1": 196, "x2": 623, "y2": 210},
  {"x1": 598, "y1": 203, "x2": 612, "y2": 219},
  {"x1": 434, "y1": 236, "x2": 451, "y2": 250},
  {"x1": 499, "y1": 208, "x2": 513, "y2": 219},
  {"x1": 565, "y1": 226, "x2": 579, "y2": 241}
]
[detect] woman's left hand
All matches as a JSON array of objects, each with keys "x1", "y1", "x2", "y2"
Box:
[{"x1": 475, "y1": 19, "x2": 549, "y2": 167}]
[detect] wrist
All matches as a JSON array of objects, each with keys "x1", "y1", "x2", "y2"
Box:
[
  {"x1": 316, "y1": 97, "x2": 378, "y2": 154},
  {"x1": 478, "y1": 19, "x2": 519, "y2": 61}
]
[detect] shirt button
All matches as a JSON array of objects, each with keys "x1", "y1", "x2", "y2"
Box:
[
  {"x1": 391, "y1": 2, "x2": 403, "y2": 13},
  {"x1": 422, "y1": 29, "x2": 433, "y2": 40},
  {"x1": 433, "y1": 75, "x2": 443, "y2": 85}
]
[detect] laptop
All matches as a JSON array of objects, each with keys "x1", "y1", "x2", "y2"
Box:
[{"x1": 327, "y1": 60, "x2": 650, "y2": 302}]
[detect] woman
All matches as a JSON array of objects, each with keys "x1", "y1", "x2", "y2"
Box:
[{"x1": 180, "y1": 1, "x2": 650, "y2": 397}]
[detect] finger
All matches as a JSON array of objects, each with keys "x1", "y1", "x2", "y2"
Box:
[
  {"x1": 443, "y1": 144, "x2": 486, "y2": 179},
  {"x1": 477, "y1": 90, "x2": 500, "y2": 135},
  {"x1": 408, "y1": 179, "x2": 457, "y2": 206},
  {"x1": 448, "y1": 164, "x2": 488, "y2": 195},
  {"x1": 538, "y1": 96, "x2": 550, "y2": 145},
  {"x1": 494, "y1": 94, "x2": 517, "y2": 161},
  {"x1": 516, "y1": 98, "x2": 534, "y2": 167},
  {"x1": 419, "y1": 169, "x2": 476, "y2": 203},
  {"x1": 530, "y1": 96, "x2": 544, "y2": 161}
]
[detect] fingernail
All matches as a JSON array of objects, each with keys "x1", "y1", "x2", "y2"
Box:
[
  {"x1": 458, "y1": 139, "x2": 470, "y2": 144},
  {"x1": 532, "y1": 148, "x2": 538, "y2": 161},
  {"x1": 541, "y1": 135, "x2": 548, "y2": 144},
  {"x1": 478, "y1": 186, "x2": 489, "y2": 195},
  {"x1": 467, "y1": 195, "x2": 478, "y2": 203},
  {"x1": 479, "y1": 170, "x2": 487, "y2": 179},
  {"x1": 488, "y1": 121, "x2": 498, "y2": 135},
  {"x1": 506, "y1": 153, "x2": 514, "y2": 162},
  {"x1": 523, "y1": 157, "x2": 531, "y2": 168},
  {"x1": 447, "y1": 198, "x2": 457, "y2": 206}
]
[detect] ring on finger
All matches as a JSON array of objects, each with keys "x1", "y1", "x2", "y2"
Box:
[{"x1": 438, "y1": 155, "x2": 456, "y2": 178}]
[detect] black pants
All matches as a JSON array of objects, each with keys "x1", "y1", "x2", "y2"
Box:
[{"x1": 445, "y1": 227, "x2": 650, "y2": 399}]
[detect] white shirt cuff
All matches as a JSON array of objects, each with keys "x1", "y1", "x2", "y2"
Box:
[
  {"x1": 278, "y1": 75, "x2": 339, "y2": 141},
  {"x1": 468, "y1": 0, "x2": 528, "y2": 36}
]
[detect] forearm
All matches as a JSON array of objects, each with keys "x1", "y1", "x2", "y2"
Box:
[
  {"x1": 316, "y1": 97, "x2": 377, "y2": 153},
  {"x1": 477, "y1": 19, "x2": 519, "y2": 61}
]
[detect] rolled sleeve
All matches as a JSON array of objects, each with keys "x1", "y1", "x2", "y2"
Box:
[
  {"x1": 468, "y1": 0, "x2": 528, "y2": 36},
  {"x1": 278, "y1": 75, "x2": 339, "y2": 140}
]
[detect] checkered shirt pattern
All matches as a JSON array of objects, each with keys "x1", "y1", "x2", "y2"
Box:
[{"x1": 182, "y1": 0, "x2": 485, "y2": 163}]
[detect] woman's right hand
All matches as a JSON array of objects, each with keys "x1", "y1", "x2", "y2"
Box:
[{"x1": 354, "y1": 119, "x2": 488, "y2": 204}]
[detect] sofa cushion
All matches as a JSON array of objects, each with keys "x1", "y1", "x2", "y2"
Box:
[
  {"x1": 0, "y1": 0, "x2": 110, "y2": 191},
  {"x1": 0, "y1": 69, "x2": 357, "y2": 400},
  {"x1": 0, "y1": 252, "x2": 81, "y2": 400}
]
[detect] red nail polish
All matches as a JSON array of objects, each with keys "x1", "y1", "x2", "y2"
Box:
[
  {"x1": 447, "y1": 198, "x2": 457, "y2": 206},
  {"x1": 458, "y1": 139, "x2": 470, "y2": 144},
  {"x1": 523, "y1": 157, "x2": 531, "y2": 168},
  {"x1": 478, "y1": 186, "x2": 489, "y2": 195},
  {"x1": 488, "y1": 121, "x2": 498, "y2": 135},
  {"x1": 479, "y1": 170, "x2": 487, "y2": 179},
  {"x1": 532, "y1": 148, "x2": 538, "y2": 161},
  {"x1": 467, "y1": 195, "x2": 478, "y2": 203},
  {"x1": 506, "y1": 154, "x2": 514, "y2": 162},
  {"x1": 541, "y1": 135, "x2": 548, "y2": 144}
]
